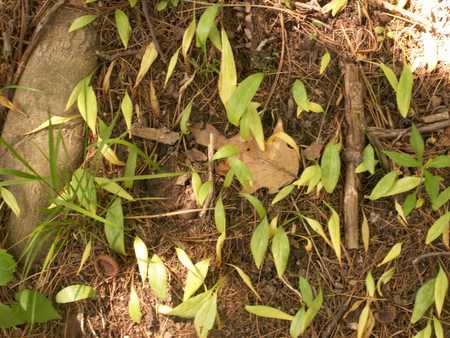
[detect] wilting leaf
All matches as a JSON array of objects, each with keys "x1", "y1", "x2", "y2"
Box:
[
  {"x1": 396, "y1": 63, "x2": 413, "y2": 118},
  {"x1": 0, "y1": 187, "x2": 20, "y2": 217},
  {"x1": 182, "y1": 18, "x2": 196, "y2": 59},
  {"x1": 164, "y1": 48, "x2": 180, "y2": 88},
  {"x1": 148, "y1": 254, "x2": 169, "y2": 301},
  {"x1": 115, "y1": 9, "x2": 131, "y2": 49},
  {"x1": 267, "y1": 131, "x2": 300, "y2": 159},
  {"x1": 320, "y1": 51, "x2": 331, "y2": 74},
  {"x1": 240, "y1": 193, "x2": 266, "y2": 219},
  {"x1": 183, "y1": 259, "x2": 210, "y2": 301},
  {"x1": 361, "y1": 212, "x2": 369, "y2": 252},
  {"x1": 379, "y1": 63, "x2": 398, "y2": 91},
  {"x1": 194, "y1": 292, "x2": 217, "y2": 338},
  {"x1": 376, "y1": 267, "x2": 395, "y2": 296},
  {"x1": 377, "y1": 242, "x2": 402, "y2": 267},
  {"x1": 99, "y1": 140, "x2": 125, "y2": 166},
  {"x1": 25, "y1": 115, "x2": 80, "y2": 135},
  {"x1": 320, "y1": 141, "x2": 341, "y2": 193},
  {"x1": 196, "y1": 4, "x2": 219, "y2": 48},
  {"x1": 272, "y1": 184, "x2": 295, "y2": 205},
  {"x1": 327, "y1": 204, "x2": 341, "y2": 264},
  {"x1": 245, "y1": 305, "x2": 294, "y2": 321},
  {"x1": 411, "y1": 278, "x2": 435, "y2": 324},
  {"x1": 384, "y1": 151, "x2": 420, "y2": 167},
  {"x1": 105, "y1": 198, "x2": 126, "y2": 255},
  {"x1": 357, "y1": 303, "x2": 371, "y2": 338},
  {"x1": 94, "y1": 177, "x2": 133, "y2": 201},
  {"x1": 251, "y1": 217, "x2": 270, "y2": 269},
  {"x1": 216, "y1": 232, "x2": 226, "y2": 265},
  {"x1": 55, "y1": 285, "x2": 96, "y2": 304},
  {"x1": 120, "y1": 91, "x2": 133, "y2": 134},
  {"x1": 128, "y1": 286, "x2": 141, "y2": 323},
  {"x1": 214, "y1": 196, "x2": 226, "y2": 234},
  {"x1": 219, "y1": 28, "x2": 237, "y2": 105},
  {"x1": 368, "y1": 171, "x2": 397, "y2": 200},
  {"x1": 212, "y1": 144, "x2": 240, "y2": 161},
  {"x1": 230, "y1": 264, "x2": 261, "y2": 301},
  {"x1": 226, "y1": 73, "x2": 264, "y2": 126},
  {"x1": 434, "y1": 265, "x2": 448, "y2": 317},
  {"x1": 149, "y1": 80, "x2": 160, "y2": 115},
  {"x1": 180, "y1": 101, "x2": 193, "y2": 134},
  {"x1": 426, "y1": 213, "x2": 450, "y2": 244},
  {"x1": 15, "y1": 289, "x2": 61, "y2": 324},
  {"x1": 0, "y1": 249, "x2": 16, "y2": 286},
  {"x1": 133, "y1": 236, "x2": 149, "y2": 284},
  {"x1": 303, "y1": 216, "x2": 332, "y2": 247},
  {"x1": 135, "y1": 43, "x2": 158, "y2": 88},
  {"x1": 77, "y1": 239, "x2": 92, "y2": 275},
  {"x1": 69, "y1": 15, "x2": 97, "y2": 32},
  {"x1": 271, "y1": 227, "x2": 290, "y2": 277}
]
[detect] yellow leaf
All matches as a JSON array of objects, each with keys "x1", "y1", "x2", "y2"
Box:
[
  {"x1": 134, "y1": 43, "x2": 158, "y2": 89},
  {"x1": 120, "y1": 91, "x2": 133, "y2": 134},
  {"x1": 102, "y1": 61, "x2": 115, "y2": 93},
  {"x1": 361, "y1": 211, "x2": 369, "y2": 253},
  {"x1": 218, "y1": 28, "x2": 237, "y2": 106},
  {"x1": 0, "y1": 187, "x2": 20, "y2": 217},
  {"x1": 149, "y1": 80, "x2": 160, "y2": 115},
  {"x1": 164, "y1": 48, "x2": 180, "y2": 88},
  {"x1": 268, "y1": 131, "x2": 300, "y2": 159},
  {"x1": 99, "y1": 138, "x2": 125, "y2": 166},
  {"x1": 182, "y1": 18, "x2": 196, "y2": 59},
  {"x1": 77, "y1": 239, "x2": 92, "y2": 275},
  {"x1": 230, "y1": 264, "x2": 262, "y2": 301},
  {"x1": 319, "y1": 51, "x2": 331, "y2": 75},
  {"x1": 377, "y1": 242, "x2": 402, "y2": 267},
  {"x1": 327, "y1": 204, "x2": 341, "y2": 265},
  {"x1": 25, "y1": 115, "x2": 80, "y2": 135}
]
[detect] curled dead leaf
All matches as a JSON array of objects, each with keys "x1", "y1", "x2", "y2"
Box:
[
  {"x1": 132, "y1": 126, "x2": 180, "y2": 145},
  {"x1": 192, "y1": 120, "x2": 300, "y2": 193}
]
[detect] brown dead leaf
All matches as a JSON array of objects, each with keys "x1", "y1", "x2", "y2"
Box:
[
  {"x1": 303, "y1": 142, "x2": 323, "y2": 161},
  {"x1": 132, "y1": 126, "x2": 179, "y2": 145},
  {"x1": 186, "y1": 148, "x2": 207, "y2": 162},
  {"x1": 192, "y1": 120, "x2": 300, "y2": 193}
]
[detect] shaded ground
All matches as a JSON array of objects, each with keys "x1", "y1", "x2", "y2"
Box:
[{"x1": 1, "y1": 0, "x2": 449, "y2": 337}]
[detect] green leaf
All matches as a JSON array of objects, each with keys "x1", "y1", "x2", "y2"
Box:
[
  {"x1": 55, "y1": 284, "x2": 96, "y2": 304},
  {"x1": 357, "y1": 302, "x2": 371, "y2": 338},
  {"x1": 229, "y1": 157, "x2": 253, "y2": 189},
  {"x1": 271, "y1": 227, "x2": 290, "y2": 278},
  {"x1": 180, "y1": 101, "x2": 193, "y2": 134},
  {"x1": 164, "y1": 48, "x2": 180, "y2": 87},
  {"x1": 425, "y1": 213, "x2": 450, "y2": 244},
  {"x1": 320, "y1": 51, "x2": 331, "y2": 75},
  {"x1": 301, "y1": 290, "x2": 323, "y2": 333},
  {"x1": 424, "y1": 171, "x2": 441, "y2": 203},
  {"x1": 124, "y1": 146, "x2": 138, "y2": 189},
  {"x1": 377, "y1": 242, "x2": 402, "y2": 267},
  {"x1": 94, "y1": 177, "x2": 133, "y2": 201},
  {"x1": 433, "y1": 316, "x2": 444, "y2": 338},
  {"x1": 230, "y1": 264, "x2": 261, "y2": 301},
  {"x1": 216, "y1": 232, "x2": 226, "y2": 265},
  {"x1": 182, "y1": 18, "x2": 196, "y2": 59},
  {"x1": 298, "y1": 277, "x2": 314, "y2": 307},
  {"x1": 133, "y1": 236, "x2": 149, "y2": 284},
  {"x1": 0, "y1": 187, "x2": 20, "y2": 217},
  {"x1": 322, "y1": 0, "x2": 348, "y2": 16},
  {"x1": 226, "y1": 73, "x2": 264, "y2": 126},
  {"x1": 320, "y1": 141, "x2": 341, "y2": 193},
  {"x1": 247, "y1": 102, "x2": 265, "y2": 151},
  {"x1": 361, "y1": 211, "x2": 370, "y2": 253},
  {"x1": 379, "y1": 63, "x2": 398, "y2": 91},
  {"x1": 0, "y1": 303, "x2": 25, "y2": 329},
  {"x1": 15, "y1": 289, "x2": 61, "y2": 324},
  {"x1": 411, "y1": 278, "x2": 435, "y2": 324},
  {"x1": 128, "y1": 286, "x2": 141, "y2": 323},
  {"x1": 250, "y1": 217, "x2": 270, "y2": 269},
  {"x1": 198, "y1": 181, "x2": 213, "y2": 206},
  {"x1": 163, "y1": 290, "x2": 212, "y2": 318},
  {"x1": 356, "y1": 144, "x2": 378, "y2": 175},
  {"x1": 293, "y1": 165, "x2": 321, "y2": 194},
  {"x1": 290, "y1": 307, "x2": 306, "y2": 338},
  {"x1": 240, "y1": 193, "x2": 266, "y2": 219},
  {"x1": 327, "y1": 204, "x2": 341, "y2": 264},
  {"x1": 115, "y1": 9, "x2": 131, "y2": 49},
  {"x1": 208, "y1": 24, "x2": 221, "y2": 50},
  {"x1": 307, "y1": 101, "x2": 324, "y2": 113},
  {"x1": 376, "y1": 267, "x2": 395, "y2": 296},
  {"x1": 77, "y1": 83, "x2": 97, "y2": 135},
  {"x1": 176, "y1": 247, "x2": 196, "y2": 271},
  {"x1": 384, "y1": 151, "x2": 420, "y2": 167},
  {"x1": 303, "y1": 216, "x2": 332, "y2": 247},
  {"x1": 69, "y1": 15, "x2": 97, "y2": 32},
  {"x1": 245, "y1": 305, "x2": 294, "y2": 321},
  {"x1": 384, "y1": 176, "x2": 421, "y2": 197},
  {"x1": 272, "y1": 184, "x2": 295, "y2": 205},
  {"x1": 148, "y1": 254, "x2": 169, "y2": 301},
  {"x1": 396, "y1": 63, "x2": 413, "y2": 118},
  {"x1": 410, "y1": 124, "x2": 424, "y2": 161},
  {"x1": 191, "y1": 171, "x2": 202, "y2": 205},
  {"x1": 196, "y1": 4, "x2": 219, "y2": 48},
  {"x1": 0, "y1": 249, "x2": 16, "y2": 286},
  {"x1": 428, "y1": 155, "x2": 450, "y2": 168},
  {"x1": 194, "y1": 292, "x2": 217, "y2": 338},
  {"x1": 292, "y1": 80, "x2": 309, "y2": 113},
  {"x1": 120, "y1": 91, "x2": 133, "y2": 133},
  {"x1": 77, "y1": 239, "x2": 92, "y2": 275},
  {"x1": 433, "y1": 187, "x2": 450, "y2": 210},
  {"x1": 71, "y1": 168, "x2": 97, "y2": 213},
  {"x1": 434, "y1": 265, "x2": 448, "y2": 317},
  {"x1": 403, "y1": 192, "x2": 417, "y2": 216},
  {"x1": 212, "y1": 144, "x2": 240, "y2": 161},
  {"x1": 368, "y1": 171, "x2": 397, "y2": 200},
  {"x1": 214, "y1": 196, "x2": 226, "y2": 234},
  {"x1": 365, "y1": 271, "x2": 375, "y2": 297},
  {"x1": 134, "y1": 43, "x2": 158, "y2": 88},
  {"x1": 183, "y1": 259, "x2": 210, "y2": 301},
  {"x1": 105, "y1": 198, "x2": 126, "y2": 255},
  {"x1": 219, "y1": 28, "x2": 237, "y2": 105}
]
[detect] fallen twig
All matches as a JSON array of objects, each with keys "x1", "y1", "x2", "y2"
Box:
[{"x1": 367, "y1": 120, "x2": 450, "y2": 139}]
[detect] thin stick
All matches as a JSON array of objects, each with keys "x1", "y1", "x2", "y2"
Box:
[
  {"x1": 343, "y1": 63, "x2": 365, "y2": 250},
  {"x1": 125, "y1": 208, "x2": 211, "y2": 220},
  {"x1": 200, "y1": 132, "x2": 215, "y2": 218},
  {"x1": 367, "y1": 120, "x2": 450, "y2": 139}
]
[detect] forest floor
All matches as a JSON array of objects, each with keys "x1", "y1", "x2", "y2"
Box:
[{"x1": 0, "y1": 0, "x2": 449, "y2": 337}]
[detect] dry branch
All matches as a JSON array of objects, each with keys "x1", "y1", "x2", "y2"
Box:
[{"x1": 343, "y1": 63, "x2": 365, "y2": 250}]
